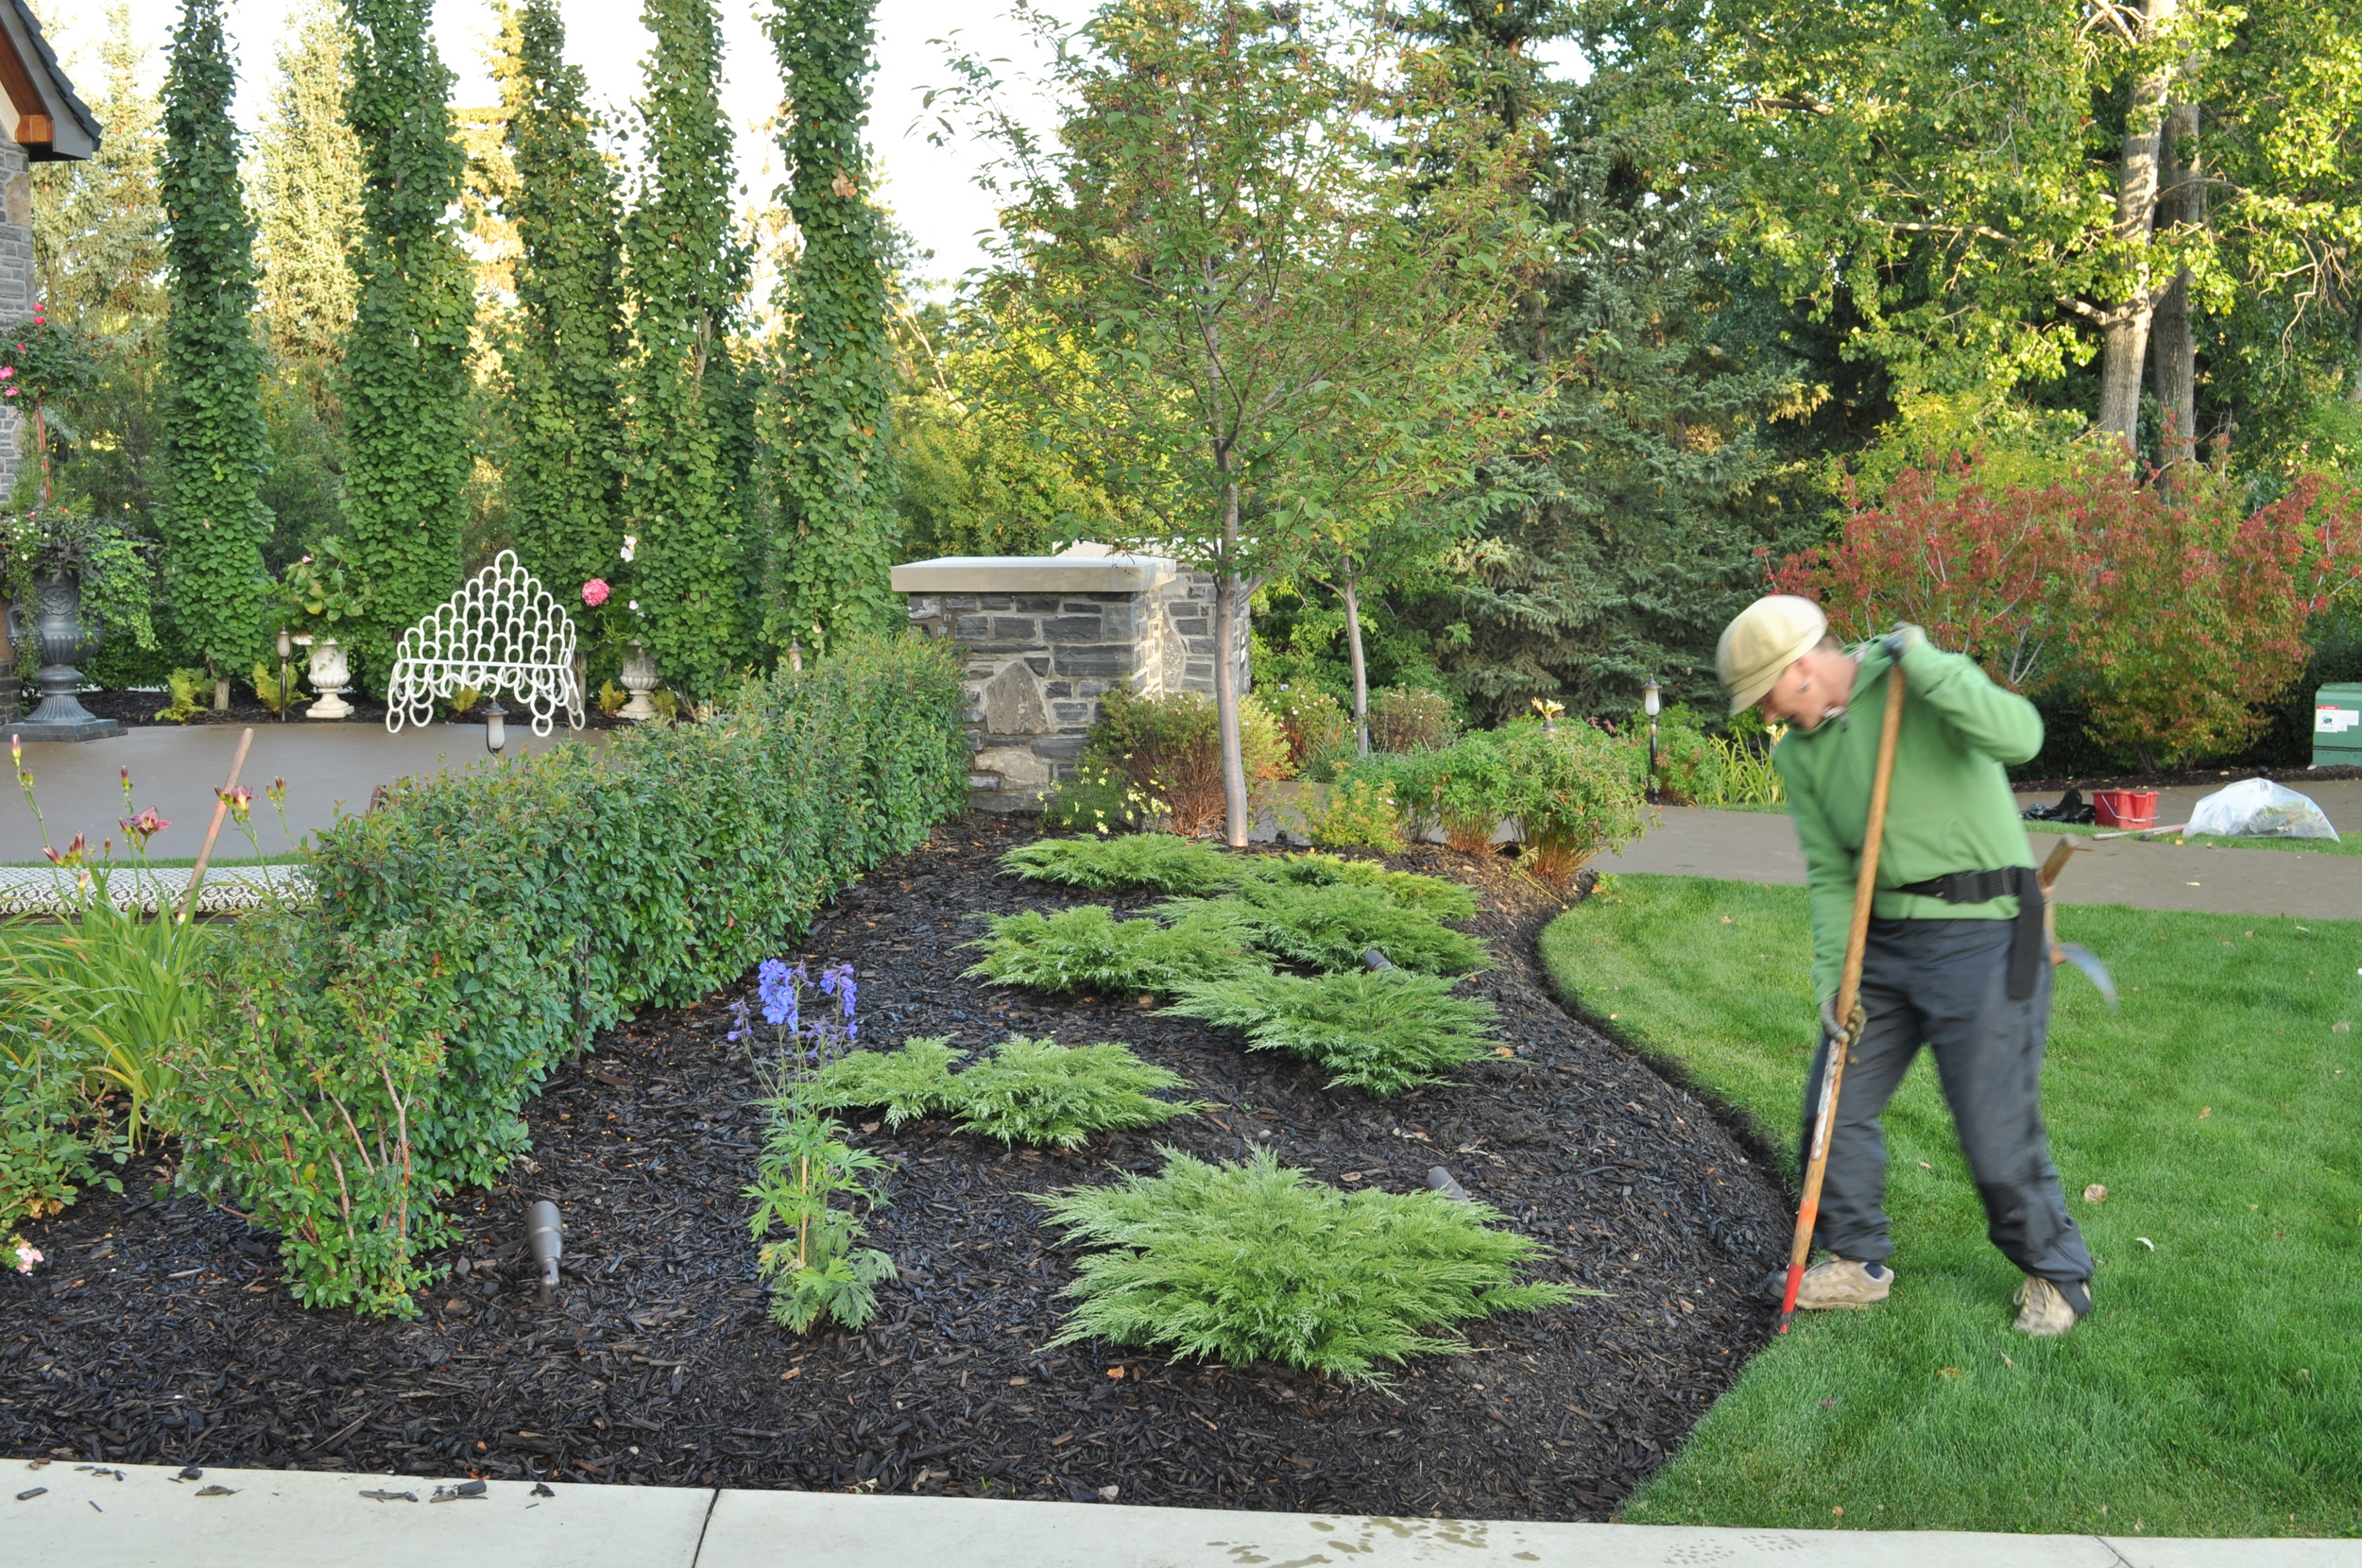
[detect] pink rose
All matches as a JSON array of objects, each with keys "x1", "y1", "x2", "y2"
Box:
[{"x1": 581, "y1": 578, "x2": 610, "y2": 607}]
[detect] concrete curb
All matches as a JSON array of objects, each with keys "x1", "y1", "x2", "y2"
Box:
[{"x1": 7, "y1": 1460, "x2": 2354, "y2": 1568}]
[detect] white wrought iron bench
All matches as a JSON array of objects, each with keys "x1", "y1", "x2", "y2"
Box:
[{"x1": 385, "y1": 550, "x2": 585, "y2": 736}]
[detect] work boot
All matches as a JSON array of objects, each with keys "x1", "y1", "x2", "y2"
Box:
[
  {"x1": 1765, "y1": 1257, "x2": 1891, "y2": 1309},
  {"x1": 2012, "y1": 1276, "x2": 2090, "y2": 1336}
]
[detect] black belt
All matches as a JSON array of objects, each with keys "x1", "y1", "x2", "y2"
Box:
[{"x1": 1895, "y1": 865, "x2": 2045, "y2": 1000}]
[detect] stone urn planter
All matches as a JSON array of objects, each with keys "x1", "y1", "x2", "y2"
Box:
[
  {"x1": 305, "y1": 635, "x2": 353, "y2": 720},
  {"x1": 618, "y1": 640, "x2": 661, "y2": 722},
  {"x1": 6, "y1": 569, "x2": 124, "y2": 741}
]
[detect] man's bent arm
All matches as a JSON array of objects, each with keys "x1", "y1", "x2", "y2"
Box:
[{"x1": 1896, "y1": 639, "x2": 2044, "y2": 766}]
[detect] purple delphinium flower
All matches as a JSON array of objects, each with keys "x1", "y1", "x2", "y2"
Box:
[
  {"x1": 819, "y1": 963, "x2": 858, "y2": 1044},
  {"x1": 725, "y1": 997, "x2": 750, "y2": 1044},
  {"x1": 757, "y1": 958, "x2": 797, "y2": 1029}
]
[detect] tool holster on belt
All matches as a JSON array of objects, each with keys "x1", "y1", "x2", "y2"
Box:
[{"x1": 1894, "y1": 865, "x2": 2046, "y2": 999}]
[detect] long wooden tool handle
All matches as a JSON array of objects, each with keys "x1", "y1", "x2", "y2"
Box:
[
  {"x1": 1778, "y1": 663, "x2": 1908, "y2": 1333},
  {"x1": 179, "y1": 726, "x2": 254, "y2": 926}
]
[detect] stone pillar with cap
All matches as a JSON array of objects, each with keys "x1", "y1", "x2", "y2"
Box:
[{"x1": 890, "y1": 548, "x2": 1249, "y2": 810}]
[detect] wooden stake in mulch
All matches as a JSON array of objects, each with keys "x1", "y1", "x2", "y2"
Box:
[
  {"x1": 180, "y1": 725, "x2": 254, "y2": 925},
  {"x1": 1776, "y1": 664, "x2": 1908, "y2": 1334}
]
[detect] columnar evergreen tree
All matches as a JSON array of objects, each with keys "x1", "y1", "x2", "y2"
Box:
[
  {"x1": 499, "y1": 0, "x2": 624, "y2": 612},
  {"x1": 622, "y1": 0, "x2": 753, "y2": 697},
  {"x1": 258, "y1": 0, "x2": 363, "y2": 381},
  {"x1": 158, "y1": 0, "x2": 274, "y2": 686},
  {"x1": 766, "y1": 0, "x2": 898, "y2": 649},
  {"x1": 341, "y1": 0, "x2": 475, "y2": 680}
]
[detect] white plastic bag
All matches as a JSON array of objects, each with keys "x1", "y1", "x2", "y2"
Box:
[{"x1": 2186, "y1": 777, "x2": 2339, "y2": 841}]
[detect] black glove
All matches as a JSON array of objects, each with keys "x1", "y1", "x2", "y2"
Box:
[{"x1": 1878, "y1": 624, "x2": 1924, "y2": 665}]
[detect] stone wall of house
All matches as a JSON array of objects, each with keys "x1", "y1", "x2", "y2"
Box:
[
  {"x1": 892, "y1": 554, "x2": 1251, "y2": 805},
  {"x1": 0, "y1": 129, "x2": 31, "y2": 500}
]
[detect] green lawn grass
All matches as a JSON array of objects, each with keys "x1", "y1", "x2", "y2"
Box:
[{"x1": 1539, "y1": 874, "x2": 2362, "y2": 1538}]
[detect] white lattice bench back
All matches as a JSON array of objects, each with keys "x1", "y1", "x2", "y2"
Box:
[{"x1": 385, "y1": 550, "x2": 585, "y2": 736}]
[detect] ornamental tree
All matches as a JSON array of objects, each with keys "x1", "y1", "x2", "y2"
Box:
[
  {"x1": 501, "y1": 0, "x2": 625, "y2": 625},
  {"x1": 958, "y1": 0, "x2": 1540, "y2": 845},
  {"x1": 765, "y1": 0, "x2": 899, "y2": 653},
  {"x1": 160, "y1": 0, "x2": 275, "y2": 691},
  {"x1": 341, "y1": 0, "x2": 475, "y2": 681},
  {"x1": 621, "y1": 0, "x2": 754, "y2": 698}
]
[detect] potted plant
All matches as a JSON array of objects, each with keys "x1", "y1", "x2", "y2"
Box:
[{"x1": 274, "y1": 537, "x2": 370, "y2": 720}]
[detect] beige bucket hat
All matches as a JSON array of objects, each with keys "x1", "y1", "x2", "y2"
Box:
[{"x1": 1716, "y1": 595, "x2": 1827, "y2": 714}]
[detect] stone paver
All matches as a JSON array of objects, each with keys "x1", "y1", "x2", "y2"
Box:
[
  {"x1": 0, "y1": 722, "x2": 594, "y2": 865},
  {"x1": 10, "y1": 1460, "x2": 2354, "y2": 1568},
  {"x1": 1592, "y1": 806, "x2": 2362, "y2": 922}
]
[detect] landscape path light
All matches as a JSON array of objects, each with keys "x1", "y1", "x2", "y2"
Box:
[
  {"x1": 274, "y1": 626, "x2": 292, "y2": 722},
  {"x1": 1643, "y1": 677, "x2": 1662, "y2": 802},
  {"x1": 483, "y1": 695, "x2": 507, "y2": 756}
]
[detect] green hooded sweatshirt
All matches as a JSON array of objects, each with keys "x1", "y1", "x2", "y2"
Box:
[{"x1": 1772, "y1": 636, "x2": 2043, "y2": 1006}]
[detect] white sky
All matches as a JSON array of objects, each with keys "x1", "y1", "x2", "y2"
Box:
[
  {"x1": 41, "y1": 1, "x2": 1580, "y2": 292},
  {"x1": 42, "y1": 0, "x2": 1060, "y2": 288}
]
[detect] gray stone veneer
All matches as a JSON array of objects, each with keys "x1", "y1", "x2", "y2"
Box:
[
  {"x1": 892, "y1": 554, "x2": 1252, "y2": 802},
  {"x1": 0, "y1": 130, "x2": 29, "y2": 500}
]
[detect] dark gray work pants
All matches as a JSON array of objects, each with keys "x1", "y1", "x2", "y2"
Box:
[{"x1": 1801, "y1": 917, "x2": 2094, "y2": 1284}]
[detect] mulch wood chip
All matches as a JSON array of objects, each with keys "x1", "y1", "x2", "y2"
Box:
[{"x1": 0, "y1": 814, "x2": 1790, "y2": 1519}]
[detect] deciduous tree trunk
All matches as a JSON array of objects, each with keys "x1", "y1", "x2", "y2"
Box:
[
  {"x1": 1214, "y1": 475, "x2": 1250, "y2": 848},
  {"x1": 2149, "y1": 102, "x2": 2201, "y2": 466},
  {"x1": 2096, "y1": 0, "x2": 2182, "y2": 447},
  {"x1": 1339, "y1": 560, "x2": 1370, "y2": 757}
]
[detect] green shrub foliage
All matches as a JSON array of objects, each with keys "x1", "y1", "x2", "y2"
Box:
[
  {"x1": 341, "y1": 0, "x2": 474, "y2": 682},
  {"x1": 1299, "y1": 776, "x2": 1406, "y2": 853},
  {"x1": 622, "y1": 0, "x2": 754, "y2": 697},
  {"x1": 952, "y1": 1037, "x2": 1200, "y2": 1150},
  {"x1": 223, "y1": 635, "x2": 967, "y2": 1310},
  {"x1": 1237, "y1": 852, "x2": 1478, "y2": 921},
  {"x1": 964, "y1": 905, "x2": 1258, "y2": 998},
  {"x1": 1161, "y1": 969, "x2": 1498, "y2": 1096},
  {"x1": 766, "y1": 0, "x2": 900, "y2": 650},
  {"x1": 1159, "y1": 881, "x2": 1489, "y2": 976},
  {"x1": 803, "y1": 1035, "x2": 966, "y2": 1128},
  {"x1": 160, "y1": 0, "x2": 273, "y2": 674},
  {"x1": 807, "y1": 1034, "x2": 1200, "y2": 1150},
  {"x1": 1000, "y1": 834, "x2": 1241, "y2": 895},
  {"x1": 501, "y1": 0, "x2": 625, "y2": 617},
  {"x1": 746, "y1": 1099, "x2": 896, "y2": 1332},
  {"x1": 1037, "y1": 1148, "x2": 1577, "y2": 1384}
]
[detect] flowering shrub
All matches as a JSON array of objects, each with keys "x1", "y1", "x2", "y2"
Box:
[
  {"x1": 1083, "y1": 687, "x2": 1291, "y2": 836},
  {"x1": 1773, "y1": 452, "x2": 2362, "y2": 764},
  {"x1": 1298, "y1": 775, "x2": 1406, "y2": 852},
  {"x1": 1366, "y1": 686, "x2": 1458, "y2": 754},
  {"x1": 580, "y1": 577, "x2": 610, "y2": 608}
]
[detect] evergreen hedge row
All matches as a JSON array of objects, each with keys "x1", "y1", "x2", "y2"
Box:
[{"x1": 179, "y1": 635, "x2": 967, "y2": 1314}]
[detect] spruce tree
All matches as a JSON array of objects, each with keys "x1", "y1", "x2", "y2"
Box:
[
  {"x1": 158, "y1": 0, "x2": 274, "y2": 682},
  {"x1": 258, "y1": 0, "x2": 363, "y2": 382},
  {"x1": 341, "y1": 0, "x2": 475, "y2": 680},
  {"x1": 766, "y1": 0, "x2": 898, "y2": 650},
  {"x1": 501, "y1": 0, "x2": 624, "y2": 612},
  {"x1": 621, "y1": 0, "x2": 752, "y2": 697}
]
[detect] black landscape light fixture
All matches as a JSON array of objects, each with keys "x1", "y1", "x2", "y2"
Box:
[
  {"x1": 483, "y1": 695, "x2": 507, "y2": 756},
  {"x1": 1642, "y1": 677, "x2": 1662, "y2": 802},
  {"x1": 275, "y1": 626, "x2": 293, "y2": 722}
]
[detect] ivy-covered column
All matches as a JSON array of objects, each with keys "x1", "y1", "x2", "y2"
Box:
[
  {"x1": 622, "y1": 0, "x2": 753, "y2": 699},
  {"x1": 341, "y1": 0, "x2": 474, "y2": 683},
  {"x1": 767, "y1": 0, "x2": 899, "y2": 653},
  {"x1": 160, "y1": 0, "x2": 273, "y2": 697},
  {"x1": 502, "y1": 0, "x2": 625, "y2": 623}
]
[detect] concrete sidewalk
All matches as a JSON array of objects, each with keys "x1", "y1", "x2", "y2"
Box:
[
  {"x1": 1593, "y1": 806, "x2": 2362, "y2": 922},
  {"x1": 1, "y1": 722, "x2": 596, "y2": 863},
  {"x1": 8, "y1": 1460, "x2": 2353, "y2": 1568}
]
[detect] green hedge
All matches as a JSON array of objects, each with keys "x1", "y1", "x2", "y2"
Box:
[{"x1": 178, "y1": 635, "x2": 967, "y2": 1314}]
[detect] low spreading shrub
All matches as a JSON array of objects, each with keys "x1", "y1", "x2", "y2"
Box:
[
  {"x1": 1366, "y1": 686, "x2": 1458, "y2": 754},
  {"x1": 1298, "y1": 776, "x2": 1405, "y2": 853},
  {"x1": 1161, "y1": 969, "x2": 1499, "y2": 1095},
  {"x1": 199, "y1": 635, "x2": 966, "y2": 1314},
  {"x1": 1036, "y1": 1148, "x2": 1579, "y2": 1383},
  {"x1": 1496, "y1": 724, "x2": 1649, "y2": 886},
  {"x1": 953, "y1": 1037, "x2": 1202, "y2": 1150},
  {"x1": 1237, "y1": 852, "x2": 1478, "y2": 921},
  {"x1": 964, "y1": 905, "x2": 1258, "y2": 997},
  {"x1": 1159, "y1": 881, "x2": 1489, "y2": 976},
  {"x1": 806, "y1": 1034, "x2": 1201, "y2": 1150},
  {"x1": 1039, "y1": 758, "x2": 1154, "y2": 835},
  {"x1": 1001, "y1": 834, "x2": 1240, "y2": 895}
]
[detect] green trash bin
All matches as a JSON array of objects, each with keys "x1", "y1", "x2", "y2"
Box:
[{"x1": 2316, "y1": 683, "x2": 2362, "y2": 767}]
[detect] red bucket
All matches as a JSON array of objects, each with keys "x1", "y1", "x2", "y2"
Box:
[{"x1": 2093, "y1": 789, "x2": 2158, "y2": 831}]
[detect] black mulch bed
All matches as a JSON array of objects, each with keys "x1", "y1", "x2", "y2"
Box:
[{"x1": 0, "y1": 815, "x2": 1790, "y2": 1520}]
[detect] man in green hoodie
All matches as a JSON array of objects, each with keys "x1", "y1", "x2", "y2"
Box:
[{"x1": 1717, "y1": 595, "x2": 2093, "y2": 1337}]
